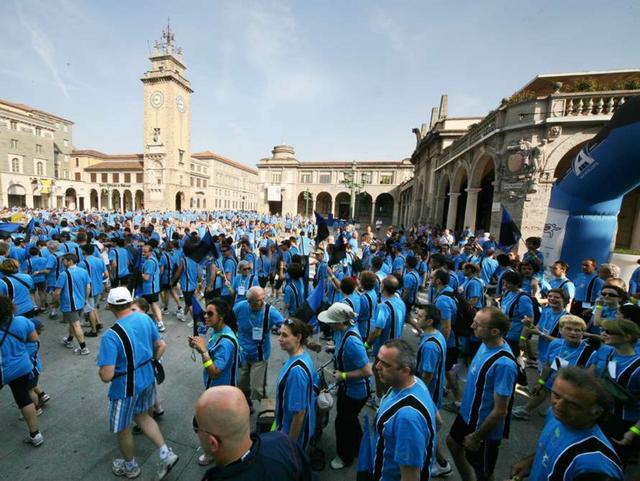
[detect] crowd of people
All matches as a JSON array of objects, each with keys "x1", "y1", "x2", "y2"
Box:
[{"x1": 1, "y1": 207, "x2": 640, "y2": 481}]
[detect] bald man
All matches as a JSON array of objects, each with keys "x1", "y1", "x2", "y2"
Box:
[{"x1": 195, "y1": 386, "x2": 312, "y2": 480}]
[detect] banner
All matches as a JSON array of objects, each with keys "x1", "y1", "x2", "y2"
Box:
[{"x1": 267, "y1": 186, "x2": 281, "y2": 202}]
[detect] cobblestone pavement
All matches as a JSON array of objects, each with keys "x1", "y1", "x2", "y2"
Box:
[{"x1": 1, "y1": 296, "x2": 638, "y2": 481}]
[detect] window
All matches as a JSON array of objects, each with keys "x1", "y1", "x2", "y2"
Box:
[
  {"x1": 190, "y1": 177, "x2": 194, "y2": 187},
  {"x1": 319, "y1": 172, "x2": 331, "y2": 184},
  {"x1": 75, "y1": 157, "x2": 79, "y2": 167},
  {"x1": 379, "y1": 172, "x2": 394, "y2": 184},
  {"x1": 361, "y1": 171, "x2": 372, "y2": 184},
  {"x1": 197, "y1": 178, "x2": 201, "y2": 188},
  {"x1": 36, "y1": 127, "x2": 41, "y2": 136},
  {"x1": 179, "y1": 149, "x2": 184, "y2": 165},
  {"x1": 36, "y1": 144, "x2": 43, "y2": 154},
  {"x1": 90, "y1": 173, "x2": 96, "y2": 183},
  {"x1": 36, "y1": 161, "x2": 44, "y2": 176},
  {"x1": 63, "y1": 124, "x2": 68, "y2": 133},
  {"x1": 271, "y1": 172, "x2": 281, "y2": 184},
  {"x1": 124, "y1": 173, "x2": 131, "y2": 183},
  {"x1": 203, "y1": 179, "x2": 207, "y2": 188},
  {"x1": 54, "y1": 163, "x2": 60, "y2": 179},
  {"x1": 10, "y1": 120, "x2": 17, "y2": 130},
  {"x1": 113, "y1": 173, "x2": 119, "y2": 183},
  {"x1": 11, "y1": 139, "x2": 18, "y2": 149},
  {"x1": 136, "y1": 173, "x2": 143, "y2": 183},
  {"x1": 191, "y1": 163, "x2": 195, "y2": 171},
  {"x1": 74, "y1": 172, "x2": 81, "y2": 181},
  {"x1": 197, "y1": 165, "x2": 201, "y2": 173},
  {"x1": 11, "y1": 157, "x2": 20, "y2": 173},
  {"x1": 64, "y1": 170, "x2": 69, "y2": 179},
  {"x1": 337, "y1": 171, "x2": 347, "y2": 183},
  {"x1": 101, "y1": 173, "x2": 108, "y2": 183},
  {"x1": 300, "y1": 172, "x2": 312, "y2": 183}
]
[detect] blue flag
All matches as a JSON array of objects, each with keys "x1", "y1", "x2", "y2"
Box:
[
  {"x1": 191, "y1": 296, "x2": 207, "y2": 336},
  {"x1": 498, "y1": 205, "x2": 522, "y2": 251},
  {"x1": 0, "y1": 222, "x2": 23, "y2": 235},
  {"x1": 24, "y1": 218, "x2": 35, "y2": 243},
  {"x1": 314, "y1": 211, "x2": 329, "y2": 247},
  {"x1": 292, "y1": 266, "x2": 326, "y2": 331}
]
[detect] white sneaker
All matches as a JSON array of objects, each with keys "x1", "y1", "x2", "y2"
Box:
[
  {"x1": 156, "y1": 449, "x2": 179, "y2": 480},
  {"x1": 112, "y1": 458, "x2": 141, "y2": 479},
  {"x1": 62, "y1": 337, "x2": 74, "y2": 349},
  {"x1": 23, "y1": 432, "x2": 44, "y2": 447},
  {"x1": 74, "y1": 347, "x2": 90, "y2": 356},
  {"x1": 187, "y1": 321, "x2": 194, "y2": 328},
  {"x1": 157, "y1": 322, "x2": 166, "y2": 333},
  {"x1": 330, "y1": 456, "x2": 346, "y2": 470},
  {"x1": 431, "y1": 460, "x2": 453, "y2": 477},
  {"x1": 176, "y1": 311, "x2": 185, "y2": 322}
]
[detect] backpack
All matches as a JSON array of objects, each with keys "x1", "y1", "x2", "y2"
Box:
[
  {"x1": 508, "y1": 292, "x2": 542, "y2": 323},
  {"x1": 439, "y1": 291, "x2": 476, "y2": 337}
]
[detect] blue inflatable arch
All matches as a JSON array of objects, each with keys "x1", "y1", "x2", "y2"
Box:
[{"x1": 541, "y1": 96, "x2": 640, "y2": 279}]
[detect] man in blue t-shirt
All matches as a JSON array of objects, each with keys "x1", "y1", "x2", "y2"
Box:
[
  {"x1": 54, "y1": 253, "x2": 91, "y2": 356},
  {"x1": 233, "y1": 287, "x2": 283, "y2": 406},
  {"x1": 447, "y1": 306, "x2": 517, "y2": 481},
  {"x1": 78, "y1": 243, "x2": 107, "y2": 337},
  {"x1": 510, "y1": 367, "x2": 623, "y2": 481},
  {"x1": 97, "y1": 287, "x2": 178, "y2": 480},
  {"x1": 140, "y1": 244, "x2": 164, "y2": 332}
]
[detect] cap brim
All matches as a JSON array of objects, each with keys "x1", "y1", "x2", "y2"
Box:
[{"x1": 317, "y1": 311, "x2": 339, "y2": 324}]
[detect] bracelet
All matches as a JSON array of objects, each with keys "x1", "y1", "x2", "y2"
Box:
[
  {"x1": 202, "y1": 359, "x2": 213, "y2": 369},
  {"x1": 537, "y1": 378, "x2": 545, "y2": 386},
  {"x1": 519, "y1": 335, "x2": 527, "y2": 341},
  {"x1": 341, "y1": 372, "x2": 347, "y2": 381},
  {"x1": 630, "y1": 426, "x2": 640, "y2": 436},
  {"x1": 596, "y1": 305, "x2": 603, "y2": 310},
  {"x1": 364, "y1": 342, "x2": 370, "y2": 349}
]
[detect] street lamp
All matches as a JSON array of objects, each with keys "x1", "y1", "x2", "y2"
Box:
[
  {"x1": 342, "y1": 160, "x2": 365, "y2": 222},
  {"x1": 303, "y1": 189, "x2": 312, "y2": 218}
]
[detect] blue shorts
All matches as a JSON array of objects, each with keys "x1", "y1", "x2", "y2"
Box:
[{"x1": 108, "y1": 383, "x2": 156, "y2": 433}]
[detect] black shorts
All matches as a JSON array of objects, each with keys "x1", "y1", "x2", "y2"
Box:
[
  {"x1": 35, "y1": 281, "x2": 45, "y2": 290},
  {"x1": 27, "y1": 372, "x2": 39, "y2": 390},
  {"x1": 445, "y1": 346, "x2": 459, "y2": 371},
  {"x1": 449, "y1": 415, "x2": 501, "y2": 480},
  {"x1": 7, "y1": 373, "x2": 35, "y2": 409},
  {"x1": 274, "y1": 278, "x2": 284, "y2": 290},
  {"x1": 143, "y1": 292, "x2": 159, "y2": 304},
  {"x1": 183, "y1": 290, "x2": 195, "y2": 306},
  {"x1": 258, "y1": 276, "x2": 268, "y2": 288},
  {"x1": 160, "y1": 283, "x2": 171, "y2": 291},
  {"x1": 114, "y1": 275, "x2": 130, "y2": 288}
]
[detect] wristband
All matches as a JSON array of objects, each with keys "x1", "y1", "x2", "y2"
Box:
[
  {"x1": 202, "y1": 359, "x2": 213, "y2": 369},
  {"x1": 537, "y1": 378, "x2": 545, "y2": 386},
  {"x1": 341, "y1": 372, "x2": 347, "y2": 381},
  {"x1": 364, "y1": 342, "x2": 370, "y2": 349},
  {"x1": 519, "y1": 335, "x2": 527, "y2": 341},
  {"x1": 630, "y1": 425, "x2": 640, "y2": 436},
  {"x1": 596, "y1": 305, "x2": 603, "y2": 310}
]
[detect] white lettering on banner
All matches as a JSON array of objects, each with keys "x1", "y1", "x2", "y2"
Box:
[
  {"x1": 572, "y1": 143, "x2": 600, "y2": 179},
  {"x1": 267, "y1": 186, "x2": 281, "y2": 202},
  {"x1": 540, "y1": 207, "x2": 569, "y2": 273}
]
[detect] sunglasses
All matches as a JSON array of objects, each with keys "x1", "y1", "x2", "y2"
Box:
[
  {"x1": 204, "y1": 310, "x2": 217, "y2": 317},
  {"x1": 601, "y1": 292, "x2": 619, "y2": 298},
  {"x1": 242, "y1": 267, "x2": 251, "y2": 271}
]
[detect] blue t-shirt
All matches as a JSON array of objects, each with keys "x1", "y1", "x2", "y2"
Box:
[
  {"x1": 543, "y1": 339, "x2": 596, "y2": 389},
  {"x1": 434, "y1": 287, "x2": 458, "y2": 348},
  {"x1": 232, "y1": 273, "x2": 260, "y2": 304},
  {"x1": 0, "y1": 273, "x2": 34, "y2": 315},
  {"x1": 283, "y1": 278, "x2": 305, "y2": 314},
  {"x1": 333, "y1": 327, "x2": 369, "y2": 399},
  {"x1": 55, "y1": 265, "x2": 90, "y2": 312},
  {"x1": 141, "y1": 256, "x2": 160, "y2": 295},
  {"x1": 536, "y1": 306, "x2": 565, "y2": 362},
  {"x1": 22, "y1": 256, "x2": 48, "y2": 284},
  {"x1": 479, "y1": 257, "x2": 499, "y2": 285},
  {"x1": 275, "y1": 351, "x2": 316, "y2": 449},
  {"x1": 180, "y1": 257, "x2": 199, "y2": 292},
  {"x1": 549, "y1": 276, "x2": 576, "y2": 302},
  {"x1": 0, "y1": 315, "x2": 35, "y2": 384},
  {"x1": 256, "y1": 255, "x2": 272, "y2": 278},
  {"x1": 573, "y1": 272, "x2": 604, "y2": 305},
  {"x1": 109, "y1": 247, "x2": 130, "y2": 278},
  {"x1": 529, "y1": 411, "x2": 623, "y2": 481},
  {"x1": 372, "y1": 296, "x2": 406, "y2": 356},
  {"x1": 341, "y1": 292, "x2": 361, "y2": 319},
  {"x1": 460, "y1": 342, "x2": 517, "y2": 440},
  {"x1": 97, "y1": 312, "x2": 160, "y2": 400},
  {"x1": 234, "y1": 301, "x2": 283, "y2": 362},
  {"x1": 416, "y1": 330, "x2": 447, "y2": 406},
  {"x1": 221, "y1": 257, "x2": 238, "y2": 296},
  {"x1": 79, "y1": 256, "x2": 106, "y2": 297},
  {"x1": 45, "y1": 253, "x2": 65, "y2": 288},
  {"x1": 358, "y1": 289, "x2": 378, "y2": 340},
  {"x1": 203, "y1": 325, "x2": 240, "y2": 388},
  {"x1": 159, "y1": 251, "x2": 177, "y2": 284},
  {"x1": 501, "y1": 290, "x2": 534, "y2": 341},
  {"x1": 402, "y1": 270, "x2": 420, "y2": 305},
  {"x1": 373, "y1": 377, "x2": 436, "y2": 481},
  {"x1": 462, "y1": 276, "x2": 485, "y2": 309}
]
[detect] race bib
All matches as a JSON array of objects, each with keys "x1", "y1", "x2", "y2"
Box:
[
  {"x1": 608, "y1": 360, "x2": 617, "y2": 378},
  {"x1": 238, "y1": 285, "x2": 246, "y2": 296},
  {"x1": 252, "y1": 327, "x2": 263, "y2": 341}
]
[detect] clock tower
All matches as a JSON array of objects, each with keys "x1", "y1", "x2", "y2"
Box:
[{"x1": 141, "y1": 22, "x2": 193, "y2": 211}]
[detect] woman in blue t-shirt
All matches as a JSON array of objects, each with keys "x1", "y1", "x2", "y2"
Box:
[
  {"x1": 0, "y1": 295, "x2": 43, "y2": 446},
  {"x1": 275, "y1": 318, "x2": 316, "y2": 450}
]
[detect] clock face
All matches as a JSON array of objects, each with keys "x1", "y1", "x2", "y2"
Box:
[
  {"x1": 150, "y1": 91, "x2": 164, "y2": 109},
  {"x1": 176, "y1": 95, "x2": 185, "y2": 113}
]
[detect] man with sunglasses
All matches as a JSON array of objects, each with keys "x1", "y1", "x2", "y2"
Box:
[{"x1": 196, "y1": 386, "x2": 312, "y2": 481}]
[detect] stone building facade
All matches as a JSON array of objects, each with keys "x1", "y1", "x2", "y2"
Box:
[
  {"x1": 257, "y1": 144, "x2": 414, "y2": 225},
  {"x1": 0, "y1": 25, "x2": 258, "y2": 213},
  {"x1": 409, "y1": 70, "x2": 640, "y2": 251}
]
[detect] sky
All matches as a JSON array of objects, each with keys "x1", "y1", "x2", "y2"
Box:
[{"x1": 2, "y1": 0, "x2": 639, "y2": 168}]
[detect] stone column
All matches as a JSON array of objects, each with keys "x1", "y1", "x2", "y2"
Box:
[
  {"x1": 370, "y1": 201, "x2": 376, "y2": 225},
  {"x1": 631, "y1": 206, "x2": 640, "y2": 250},
  {"x1": 463, "y1": 188, "x2": 482, "y2": 233},
  {"x1": 446, "y1": 193, "x2": 461, "y2": 230}
]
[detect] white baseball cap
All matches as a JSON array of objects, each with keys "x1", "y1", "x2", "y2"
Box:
[
  {"x1": 318, "y1": 303, "x2": 356, "y2": 325},
  {"x1": 107, "y1": 287, "x2": 133, "y2": 305}
]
